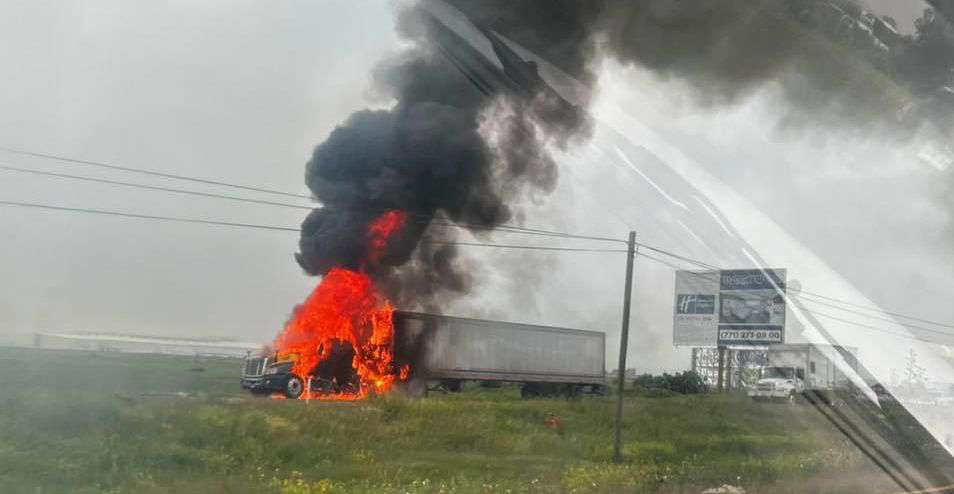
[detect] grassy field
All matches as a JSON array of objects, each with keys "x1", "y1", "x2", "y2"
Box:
[{"x1": 0, "y1": 347, "x2": 898, "y2": 493}]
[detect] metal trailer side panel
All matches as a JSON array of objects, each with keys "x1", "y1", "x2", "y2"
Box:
[
  {"x1": 834, "y1": 346, "x2": 858, "y2": 388},
  {"x1": 767, "y1": 349, "x2": 808, "y2": 370},
  {"x1": 809, "y1": 346, "x2": 832, "y2": 389},
  {"x1": 397, "y1": 312, "x2": 605, "y2": 385},
  {"x1": 809, "y1": 345, "x2": 859, "y2": 389}
]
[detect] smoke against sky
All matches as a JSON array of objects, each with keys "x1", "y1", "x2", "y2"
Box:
[
  {"x1": 0, "y1": 0, "x2": 951, "y2": 376},
  {"x1": 0, "y1": 1, "x2": 402, "y2": 344},
  {"x1": 296, "y1": 2, "x2": 592, "y2": 311},
  {"x1": 862, "y1": 0, "x2": 930, "y2": 33}
]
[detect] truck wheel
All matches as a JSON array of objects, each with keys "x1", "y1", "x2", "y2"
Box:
[
  {"x1": 565, "y1": 385, "x2": 582, "y2": 400},
  {"x1": 441, "y1": 379, "x2": 463, "y2": 393},
  {"x1": 520, "y1": 384, "x2": 539, "y2": 399},
  {"x1": 405, "y1": 378, "x2": 427, "y2": 399},
  {"x1": 285, "y1": 376, "x2": 304, "y2": 399}
]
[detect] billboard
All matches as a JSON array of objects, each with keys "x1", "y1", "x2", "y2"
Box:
[{"x1": 673, "y1": 269, "x2": 786, "y2": 347}]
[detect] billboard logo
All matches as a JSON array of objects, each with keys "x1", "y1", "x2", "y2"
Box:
[
  {"x1": 676, "y1": 294, "x2": 715, "y2": 314},
  {"x1": 719, "y1": 269, "x2": 785, "y2": 291}
]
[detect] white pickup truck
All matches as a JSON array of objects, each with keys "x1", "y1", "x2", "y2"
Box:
[{"x1": 749, "y1": 366, "x2": 805, "y2": 402}]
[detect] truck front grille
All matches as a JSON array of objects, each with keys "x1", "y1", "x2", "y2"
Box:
[{"x1": 244, "y1": 358, "x2": 266, "y2": 377}]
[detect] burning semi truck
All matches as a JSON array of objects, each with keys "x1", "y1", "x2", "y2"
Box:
[
  {"x1": 241, "y1": 210, "x2": 605, "y2": 402},
  {"x1": 242, "y1": 311, "x2": 606, "y2": 399}
]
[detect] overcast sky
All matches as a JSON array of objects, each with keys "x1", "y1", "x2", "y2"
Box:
[
  {"x1": 861, "y1": 0, "x2": 930, "y2": 33},
  {"x1": 0, "y1": 1, "x2": 400, "y2": 344},
  {"x1": 1, "y1": 1, "x2": 950, "y2": 381}
]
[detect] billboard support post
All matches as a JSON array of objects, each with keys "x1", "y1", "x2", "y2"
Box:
[
  {"x1": 613, "y1": 231, "x2": 637, "y2": 464},
  {"x1": 717, "y1": 346, "x2": 726, "y2": 392},
  {"x1": 726, "y1": 348, "x2": 733, "y2": 391}
]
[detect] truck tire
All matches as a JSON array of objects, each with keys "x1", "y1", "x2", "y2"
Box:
[
  {"x1": 441, "y1": 379, "x2": 463, "y2": 393},
  {"x1": 520, "y1": 383, "x2": 539, "y2": 399},
  {"x1": 565, "y1": 384, "x2": 583, "y2": 400},
  {"x1": 402, "y1": 378, "x2": 427, "y2": 398},
  {"x1": 285, "y1": 376, "x2": 304, "y2": 399}
]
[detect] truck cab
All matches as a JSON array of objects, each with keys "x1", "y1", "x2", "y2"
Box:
[
  {"x1": 241, "y1": 354, "x2": 296, "y2": 396},
  {"x1": 242, "y1": 342, "x2": 362, "y2": 398},
  {"x1": 748, "y1": 366, "x2": 806, "y2": 402}
]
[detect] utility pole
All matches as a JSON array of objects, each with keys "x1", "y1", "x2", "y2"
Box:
[{"x1": 613, "y1": 231, "x2": 637, "y2": 464}]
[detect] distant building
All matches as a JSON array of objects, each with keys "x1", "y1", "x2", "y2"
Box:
[{"x1": 34, "y1": 331, "x2": 261, "y2": 357}]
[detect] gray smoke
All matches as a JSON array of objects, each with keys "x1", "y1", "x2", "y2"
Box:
[
  {"x1": 297, "y1": 0, "x2": 954, "y2": 307},
  {"x1": 445, "y1": 0, "x2": 954, "y2": 240},
  {"x1": 463, "y1": 0, "x2": 953, "y2": 135}
]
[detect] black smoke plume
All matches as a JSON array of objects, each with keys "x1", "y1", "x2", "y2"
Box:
[
  {"x1": 297, "y1": 2, "x2": 592, "y2": 310},
  {"x1": 298, "y1": 0, "x2": 954, "y2": 306}
]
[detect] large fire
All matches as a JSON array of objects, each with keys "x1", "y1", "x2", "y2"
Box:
[{"x1": 272, "y1": 210, "x2": 409, "y2": 400}]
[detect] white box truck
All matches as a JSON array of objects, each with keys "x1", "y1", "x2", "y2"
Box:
[{"x1": 748, "y1": 344, "x2": 857, "y2": 402}]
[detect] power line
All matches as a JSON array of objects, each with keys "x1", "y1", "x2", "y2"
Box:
[
  {"x1": 637, "y1": 251, "x2": 684, "y2": 270},
  {"x1": 0, "y1": 164, "x2": 315, "y2": 211},
  {"x1": 794, "y1": 295, "x2": 954, "y2": 336},
  {"x1": 808, "y1": 310, "x2": 954, "y2": 344},
  {"x1": 633, "y1": 252, "x2": 951, "y2": 344},
  {"x1": 422, "y1": 239, "x2": 627, "y2": 253},
  {"x1": 317, "y1": 204, "x2": 625, "y2": 243},
  {"x1": 0, "y1": 200, "x2": 300, "y2": 232},
  {"x1": 6, "y1": 197, "x2": 950, "y2": 337},
  {"x1": 635, "y1": 241, "x2": 720, "y2": 270},
  {"x1": 654, "y1": 254, "x2": 954, "y2": 336},
  {"x1": 632, "y1": 248, "x2": 954, "y2": 343},
  {"x1": 629, "y1": 240, "x2": 954, "y2": 331},
  {"x1": 796, "y1": 290, "x2": 954, "y2": 329},
  {"x1": 0, "y1": 200, "x2": 622, "y2": 254},
  {"x1": 0, "y1": 146, "x2": 315, "y2": 200},
  {"x1": 425, "y1": 219, "x2": 626, "y2": 244},
  {"x1": 1, "y1": 151, "x2": 626, "y2": 244}
]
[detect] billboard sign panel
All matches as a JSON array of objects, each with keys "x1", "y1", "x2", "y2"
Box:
[
  {"x1": 673, "y1": 271, "x2": 720, "y2": 346},
  {"x1": 674, "y1": 269, "x2": 786, "y2": 347},
  {"x1": 676, "y1": 294, "x2": 716, "y2": 314}
]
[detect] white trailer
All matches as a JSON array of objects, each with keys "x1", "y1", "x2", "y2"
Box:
[{"x1": 394, "y1": 312, "x2": 606, "y2": 396}]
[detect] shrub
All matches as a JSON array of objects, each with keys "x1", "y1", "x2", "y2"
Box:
[{"x1": 633, "y1": 371, "x2": 707, "y2": 395}]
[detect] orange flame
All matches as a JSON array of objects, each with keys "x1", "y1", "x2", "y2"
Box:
[
  {"x1": 272, "y1": 210, "x2": 410, "y2": 400},
  {"x1": 365, "y1": 210, "x2": 408, "y2": 267}
]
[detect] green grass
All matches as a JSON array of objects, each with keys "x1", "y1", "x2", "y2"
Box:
[{"x1": 0, "y1": 347, "x2": 892, "y2": 493}]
